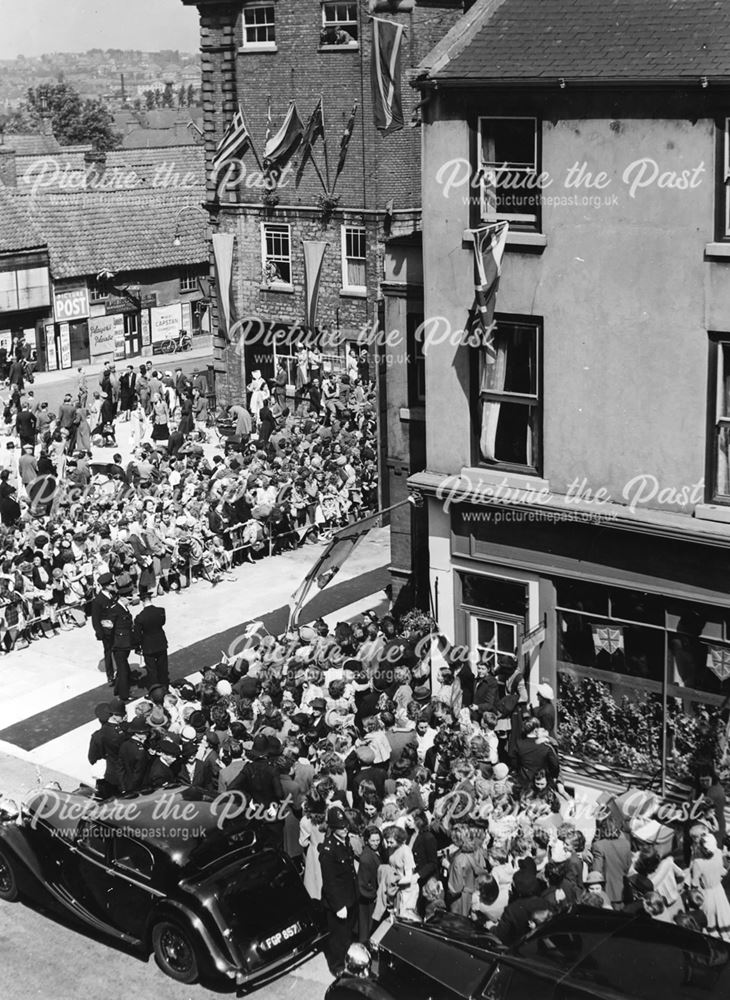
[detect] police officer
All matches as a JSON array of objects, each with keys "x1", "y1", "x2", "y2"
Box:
[
  {"x1": 107, "y1": 573, "x2": 136, "y2": 702},
  {"x1": 87, "y1": 699, "x2": 126, "y2": 799},
  {"x1": 319, "y1": 808, "x2": 358, "y2": 977},
  {"x1": 90, "y1": 572, "x2": 117, "y2": 686}
]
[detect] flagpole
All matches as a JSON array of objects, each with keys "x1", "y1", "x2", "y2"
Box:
[
  {"x1": 240, "y1": 103, "x2": 264, "y2": 172},
  {"x1": 321, "y1": 94, "x2": 331, "y2": 195},
  {"x1": 309, "y1": 152, "x2": 328, "y2": 196}
]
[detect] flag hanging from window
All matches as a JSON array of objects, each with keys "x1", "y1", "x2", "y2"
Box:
[
  {"x1": 212, "y1": 233, "x2": 237, "y2": 344},
  {"x1": 302, "y1": 240, "x2": 329, "y2": 333},
  {"x1": 707, "y1": 645, "x2": 730, "y2": 682},
  {"x1": 592, "y1": 625, "x2": 625, "y2": 655},
  {"x1": 212, "y1": 106, "x2": 251, "y2": 173},
  {"x1": 263, "y1": 101, "x2": 304, "y2": 167},
  {"x1": 371, "y1": 17, "x2": 405, "y2": 134},
  {"x1": 466, "y1": 222, "x2": 509, "y2": 359},
  {"x1": 333, "y1": 101, "x2": 358, "y2": 188}
]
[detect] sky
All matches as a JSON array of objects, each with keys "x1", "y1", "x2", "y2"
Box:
[{"x1": 0, "y1": 0, "x2": 200, "y2": 59}]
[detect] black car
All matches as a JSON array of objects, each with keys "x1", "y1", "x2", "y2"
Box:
[
  {"x1": 326, "y1": 907, "x2": 730, "y2": 1000},
  {"x1": 0, "y1": 785, "x2": 325, "y2": 986}
]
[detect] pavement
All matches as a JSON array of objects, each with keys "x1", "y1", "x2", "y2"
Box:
[{"x1": 0, "y1": 525, "x2": 390, "y2": 999}]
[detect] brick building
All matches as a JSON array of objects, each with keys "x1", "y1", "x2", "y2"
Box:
[{"x1": 181, "y1": 0, "x2": 465, "y2": 602}]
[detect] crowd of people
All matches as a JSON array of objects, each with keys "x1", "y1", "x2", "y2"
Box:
[
  {"x1": 0, "y1": 349, "x2": 378, "y2": 651},
  {"x1": 83, "y1": 603, "x2": 730, "y2": 977}
]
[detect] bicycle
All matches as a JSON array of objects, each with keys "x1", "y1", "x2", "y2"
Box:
[{"x1": 160, "y1": 330, "x2": 192, "y2": 355}]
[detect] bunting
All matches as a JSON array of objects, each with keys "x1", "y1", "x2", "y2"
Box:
[
  {"x1": 212, "y1": 233, "x2": 237, "y2": 344},
  {"x1": 592, "y1": 626, "x2": 625, "y2": 655},
  {"x1": 302, "y1": 240, "x2": 329, "y2": 332},
  {"x1": 371, "y1": 17, "x2": 405, "y2": 134}
]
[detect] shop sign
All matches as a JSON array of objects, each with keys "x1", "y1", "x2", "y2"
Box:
[
  {"x1": 23, "y1": 327, "x2": 37, "y2": 352},
  {"x1": 181, "y1": 300, "x2": 192, "y2": 333},
  {"x1": 59, "y1": 323, "x2": 71, "y2": 369},
  {"x1": 44, "y1": 325, "x2": 57, "y2": 371},
  {"x1": 150, "y1": 303, "x2": 182, "y2": 343},
  {"x1": 113, "y1": 315, "x2": 126, "y2": 361},
  {"x1": 54, "y1": 287, "x2": 89, "y2": 322},
  {"x1": 88, "y1": 315, "x2": 117, "y2": 360}
]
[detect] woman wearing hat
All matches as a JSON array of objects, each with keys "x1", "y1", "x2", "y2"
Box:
[
  {"x1": 688, "y1": 824, "x2": 730, "y2": 940},
  {"x1": 151, "y1": 393, "x2": 170, "y2": 442}
]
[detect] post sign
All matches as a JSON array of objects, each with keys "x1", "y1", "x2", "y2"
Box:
[
  {"x1": 54, "y1": 287, "x2": 89, "y2": 322},
  {"x1": 59, "y1": 323, "x2": 71, "y2": 369},
  {"x1": 150, "y1": 303, "x2": 182, "y2": 343},
  {"x1": 181, "y1": 300, "x2": 192, "y2": 334},
  {"x1": 88, "y1": 315, "x2": 117, "y2": 360}
]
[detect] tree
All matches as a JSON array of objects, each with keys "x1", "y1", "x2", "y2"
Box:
[
  {"x1": 161, "y1": 82, "x2": 174, "y2": 108},
  {"x1": 133, "y1": 97, "x2": 142, "y2": 112},
  {"x1": 154, "y1": 89, "x2": 162, "y2": 109},
  {"x1": 187, "y1": 84, "x2": 196, "y2": 107},
  {"x1": 144, "y1": 89, "x2": 155, "y2": 110},
  {"x1": 177, "y1": 85, "x2": 186, "y2": 108},
  {"x1": 3, "y1": 82, "x2": 121, "y2": 150}
]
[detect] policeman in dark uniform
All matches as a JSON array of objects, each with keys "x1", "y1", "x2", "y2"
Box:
[
  {"x1": 107, "y1": 573, "x2": 136, "y2": 701},
  {"x1": 87, "y1": 699, "x2": 127, "y2": 799},
  {"x1": 90, "y1": 572, "x2": 117, "y2": 686},
  {"x1": 148, "y1": 737, "x2": 182, "y2": 788},
  {"x1": 319, "y1": 808, "x2": 359, "y2": 977}
]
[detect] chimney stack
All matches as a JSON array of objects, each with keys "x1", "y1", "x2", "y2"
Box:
[
  {"x1": 0, "y1": 146, "x2": 17, "y2": 187},
  {"x1": 84, "y1": 149, "x2": 107, "y2": 187}
]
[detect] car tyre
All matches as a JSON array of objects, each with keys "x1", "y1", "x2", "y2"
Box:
[
  {"x1": 152, "y1": 919, "x2": 200, "y2": 983},
  {"x1": 0, "y1": 846, "x2": 19, "y2": 902}
]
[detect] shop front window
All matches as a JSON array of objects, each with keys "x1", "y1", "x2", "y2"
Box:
[{"x1": 555, "y1": 581, "x2": 730, "y2": 788}]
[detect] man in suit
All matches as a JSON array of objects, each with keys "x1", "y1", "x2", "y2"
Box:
[
  {"x1": 134, "y1": 589, "x2": 169, "y2": 690},
  {"x1": 473, "y1": 659, "x2": 500, "y2": 714},
  {"x1": 107, "y1": 573, "x2": 136, "y2": 701},
  {"x1": 90, "y1": 573, "x2": 117, "y2": 686},
  {"x1": 15, "y1": 403, "x2": 37, "y2": 451},
  {"x1": 88, "y1": 699, "x2": 126, "y2": 798},
  {"x1": 180, "y1": 731, "x2": 219, "y2": 794},
  {"x1": 119, "y1": 716, "x2": 150, "y2": 793},
  {"x1": 57, "y1": 393, "x2": 77, "y2": 432},
  {"x1": 149, "y1": 737, "x2": 182, "y2": 788}
]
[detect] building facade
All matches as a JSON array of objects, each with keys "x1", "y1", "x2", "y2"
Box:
[{"x1": 412, "y1": 0, "x2": 730, "y2": 793}]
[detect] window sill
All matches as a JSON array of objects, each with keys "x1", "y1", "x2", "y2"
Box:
[
  {"x1": 704, "y1": 242, "x2": 730, "y2": 260},
  {"x1": 318, "y1": 44, "x2": 359, "y2": 52},
  {"x1": 693, "y1": 502, "x2": 730, "y2": 524},
  {"x1": 260, "y1": 283, "x2": 294, "y2": 294},
  {"x1": 461, "y1": 466, "x2": 549, "y2": 494},
  {"x1": 239, "y1": 45, "x2": 278, "y2": 53},
  {"x1": 462, "y1": 229, "x2": 547, "y2": 252},
  {"x1": 399, "y1": 406, "x2": 425, "y2": 422},
  {"x1": 339, "y1": 287, "x2": 367, "y2": 299}
]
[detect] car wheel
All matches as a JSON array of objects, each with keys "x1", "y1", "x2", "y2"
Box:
[
  {"x1": 152, "y1": 920, "x2": 200, "y2": 984},
  {"x1": 0, "y1": 846, "x2": 19, "y2": 902}
]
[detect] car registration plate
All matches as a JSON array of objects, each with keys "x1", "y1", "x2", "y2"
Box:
[{"x1": 260, "y1": 921, "x2": 303, "y2": 951}]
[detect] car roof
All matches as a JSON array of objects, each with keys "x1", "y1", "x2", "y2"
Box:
[
  {"x1": 511, "y1": 906, "x2": 730, "y2": 998},
  {"x1": 25, "y1": 786, "x2": 257, "y2": 870}
]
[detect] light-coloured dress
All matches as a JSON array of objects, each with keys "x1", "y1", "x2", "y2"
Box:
[
  {"x1": 299, "y1": 815, "x2": 324, "y2": 901},
  {"x1": 690, "y1": 846, "x2": 730, "y2": 940}
]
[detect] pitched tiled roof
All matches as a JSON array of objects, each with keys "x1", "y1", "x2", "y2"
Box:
[
  {"x1": 15, "y1": 188, "x2": 208, "y2": 279},
  {"x1": 421, "y1": 0, "x2": 730, "y2": 82},
  {"x1": 0, "y1": 187, "x2": 45, "y2": 254},
  {"x1": 11, "y1": 145, "x2": 204, "y2": 194},
  {"x1": 0, "y1": 133, "x2": 61, "y2": 154}
]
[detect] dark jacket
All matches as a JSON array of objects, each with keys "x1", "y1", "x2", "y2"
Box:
[
  {"x1": 412, "y1": 829, "x2": 439, "y2": 884},
  {"x1": 134, "y1": 604, "x2": 168, "y2": 653},
  {"x1": 319, "y1": 833, "x2": 358, "y2": 912},
  {"x1": 108, "y1": 600, "x2": 135, "y2": 651},
  {"x1": 494, "y1": 895, "x2": 548, "y2": 945},
  {"x1": 229, "y1": 759, "x2": 284, "y2": 805},
  {"x1": 180, "y1": 754, "x2": 219, "y2": 794},
  {"x1": 88, "y1": 721, "x2": 126, "y2": 788},
  {"x1": 473, "y1": 675, "x2": 500, "y2": 713},
  {"x1": 357, "y1": 844, "x2": 381, "y2": 901},
  {"x1": 119, "y1": 737, "x2": 149, "y2": 793},
  {"x1": 90, "y1": 591, "x2": 116, "y2": 641},
  {"x1": 509, "y1": 737, "x2": 560, "y2": 786},
  {"x1": 149, "y1": 758, "x2": 180, "y2": 789}
]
